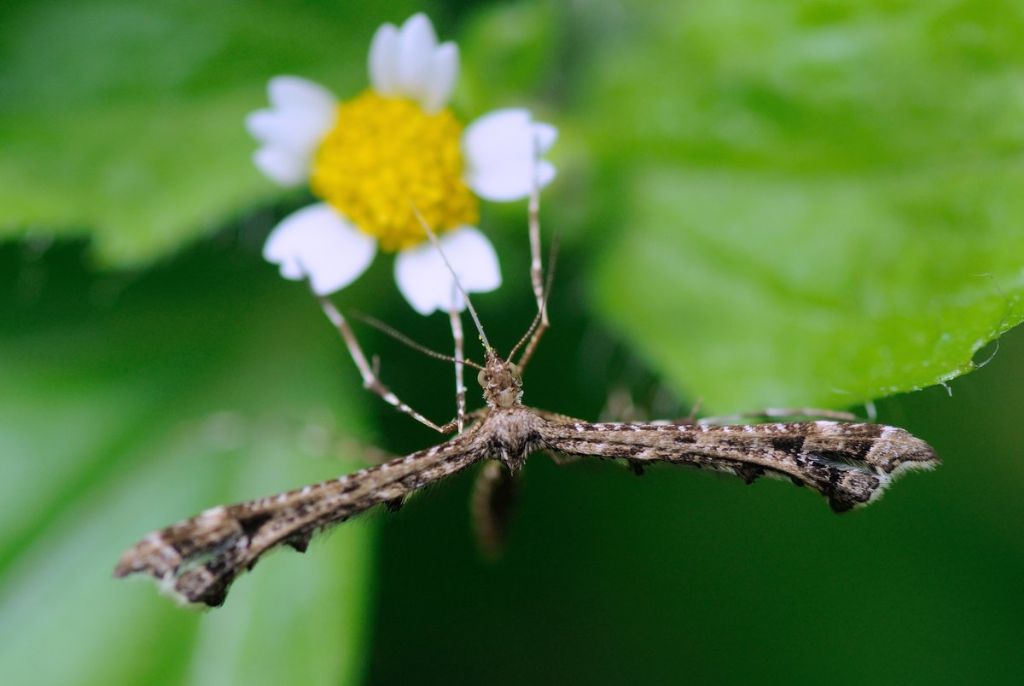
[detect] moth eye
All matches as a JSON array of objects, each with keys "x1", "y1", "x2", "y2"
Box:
[
  {"x1": 507, "y1": 362, "x2": 521, "y2": 378},
  {"x1": 477, "y1": 369, "x2": 487, "y2": 386}
]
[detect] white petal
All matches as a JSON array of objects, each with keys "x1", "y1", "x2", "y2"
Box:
[
  {"x1": 395, "y1": 13, "x2": 438, "y2": 102},
  {"x1": 440, "y1": 227, "x2": 502, "y2": 293},
  {"x1": 368, "y1": 23, "x2": 399, "y2": 95},
  {"x1": 267, "y1": 76, "x2": 336, "y2": 114},
  {"x1": 246, "y1": 109, "x2": 283, "y2": 141},
  {"x1": 463, "y1": 109, "x2": 558, "y2": 201},
  {"x1": 536, "y1": 159, "x2": 557, "y2": 188},
  {"x1": 252, "y1": 146, "x2": 308, "y2": 186},
  {"x1": 245, "y1": 105, "x2": 333, "y2": 153},
  {"x1": 464, "y1": 109, "x2": 531, "y2": 161},
  {"x1": 422, "y1": 42, "x2": 459, "y2": 113},
  {"x1": 532, "y1": 122, "x2": 558, "y2": 153},
  {"x1": 393, "y1": 226, "x2": 501, "y2": 315},
  {"x1": 263, "y1": 203, "x2": 376, "y2": 295},
  {"x1": 247, "y1": 76, "x2": 337, "y2": 186}
]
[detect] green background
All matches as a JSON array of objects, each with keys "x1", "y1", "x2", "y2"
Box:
[{"x1": 1, "y1": 1, "x2": 1022, "y2": 684}]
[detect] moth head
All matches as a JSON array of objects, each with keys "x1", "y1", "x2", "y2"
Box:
[{"x1": 478, "y1": 349, "x2": 523, "y2": 408}]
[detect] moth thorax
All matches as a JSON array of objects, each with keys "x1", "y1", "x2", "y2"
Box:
[{"x1": 477, "y1": 355, "x2": 523, "y2": 408}]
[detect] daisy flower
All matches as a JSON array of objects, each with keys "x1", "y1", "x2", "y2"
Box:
[{"x1": 247, "y1": 13, "x2": 557, "y2": 315}]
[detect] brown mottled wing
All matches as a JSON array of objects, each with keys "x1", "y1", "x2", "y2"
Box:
[
  {"x1": 114, "y1": 434, "x2": 482, "y2": 607},
  {"x1": 540, "y1": 420, "x2": 938, "y2": 512}
]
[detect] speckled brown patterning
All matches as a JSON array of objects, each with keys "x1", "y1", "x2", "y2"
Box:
[{"x1": 115, "y1": 347, "x2": 938, "y2": 607}]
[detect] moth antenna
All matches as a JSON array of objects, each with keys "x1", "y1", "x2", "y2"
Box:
[
  {"x1": 449, "y1": 305, "x2": 467, "y2": 433},
  {"x1": 410, "y1": 205, "x2": 492, "y2": 351},
  {"x1": 543, "y1": 233, "x2": 560, "y2": 299},
  {"x1": 509, "y1": 307, "x2": 544, "y2": 362},
  {"x1": 351, "y1": 310, "x2": 485, "y2": 371}
]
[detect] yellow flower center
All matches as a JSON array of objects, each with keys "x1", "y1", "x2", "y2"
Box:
[{"x1": 310, "y1": 91, "x2": 479, "y2": 252}]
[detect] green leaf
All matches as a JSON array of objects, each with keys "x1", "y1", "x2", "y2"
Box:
[
  {"x1": 456, "y1": 2, "x2": 562, "y2": 113},
  {"x1": 0, "y1": 0, "x2": 418, "y2": 267},
  {"x1": 585, "y1": 0, "x2": 1024, "y2": 411},
  {"x1": 0, "y1": 244, "x2": 376, "y2": 686}
]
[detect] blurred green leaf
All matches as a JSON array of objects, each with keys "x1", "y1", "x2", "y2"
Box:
[
  {"x1": 584, "y1": 0, "x2": 1024, "y2": 410},
  {"x1": 0, "y1": 0, "x2": 418, "y2": 267},
  {"x1": 0, "y1": 244, "x2": 375, "y2": 686},
  {"x1": 457, "y1": 2, "x2": 562, "y2": 113}
]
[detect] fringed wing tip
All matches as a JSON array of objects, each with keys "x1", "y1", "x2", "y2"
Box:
[
  {"x1": 113, "y1": 535, "x2": 180, "y2": 579},
  {"x1": 851, "y1": 430, "x2": 940, "y2": 511},
  {"x1": 113, "y1": 533, "x2": 226, "y2": 608}
]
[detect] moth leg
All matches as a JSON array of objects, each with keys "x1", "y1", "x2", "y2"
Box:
[
  {"x1": 527, "y1": 147, "x2": 546, "y2": 328},
  {"x1": 514, "y1": 145, "x2": 551, "y2": 371},
  {"x1": 448, "y1": 306, "x2": 467, "y2": 433},
  {"x1": 317, "y1": 295, "x2": 459, "y2": 434},
  {"x1": 471, "y1": 461, "x2": 519, "y2": 559}
]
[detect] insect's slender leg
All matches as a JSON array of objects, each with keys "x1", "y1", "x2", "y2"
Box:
[
  {"x1": 471, "y1": 461, "x2": 518, "y2": 559},
  {"x1": 448, "y1": 305, "x2": 466, "y2": 433},
  {"x1": 697, "y1": 407, "x2": 859, "y2": 425},
  {"x1": 528, "y1": 156, "x2": 547, "y2": 328},
  {"x1": 516, "y1": 166, "x2": 550, "y2": 371},
  {"x1": 316, "y1": 295, "x2": 457, "y2": 434}
]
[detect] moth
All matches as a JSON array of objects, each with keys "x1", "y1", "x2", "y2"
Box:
[{"x1": 114, "y1": 191, "x2": 939, "y2": 608}]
